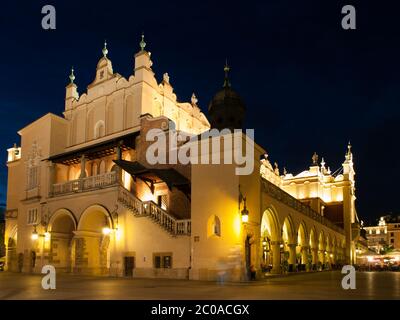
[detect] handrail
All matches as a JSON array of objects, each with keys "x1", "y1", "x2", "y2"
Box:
[{"x1": 117, "y1": 187, "x2": 191, "y2": 236}]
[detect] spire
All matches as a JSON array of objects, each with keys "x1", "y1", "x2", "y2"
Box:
[
  {"x1": 69, "y1": 67, "x2": 75, "y2": 84},
  {"x1": 345, "y1": 141, "x2": 353, "y2": 161},
  {"x1": 321, "y1": 157, "x2": 326, "y2": 168},
  {"x1": 102, "y1": 40, "x2": 108, "y2": 58},
  {"x1": 223, "y1": 59, "x2": 231, "y2": 88},
  {"x1": 140, "y1": 32, "x2": 146, "y2": 51}
]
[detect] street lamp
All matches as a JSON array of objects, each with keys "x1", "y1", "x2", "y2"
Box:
[
  {"x1": 31, "y1": 225, "x2": 39, "y2": 241},
  {"x1": 241, "y1": 197, "x2": 249, "y2": 223}
]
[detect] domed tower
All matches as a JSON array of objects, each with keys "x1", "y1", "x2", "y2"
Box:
[{"x1": 208, "y1": 62, "x2": 246, "y2": 131}]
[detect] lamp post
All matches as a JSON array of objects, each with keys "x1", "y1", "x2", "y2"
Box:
[{"x1": 241, "y1": 197, "x2": 249, "y2": 223}]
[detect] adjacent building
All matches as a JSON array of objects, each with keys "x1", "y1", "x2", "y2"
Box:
[{"x1": 365, "y1": 215, "x2": 400, "y2": 253}]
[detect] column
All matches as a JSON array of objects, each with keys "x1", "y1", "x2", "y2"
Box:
[
  {"x1": 301, "y1": 245, "x2": 309, "y2": 271},
  {"x1": 79, "y1": 155, "x2": 86, "y2": 179},
  {"x1": 288, "y1": 243, "x2": 297, "y2": 272},
  {"x1": 48, "y1": 161, "x2": 55, "y2": 196},
  {"x1": 270, "y1": 241, "x2": 281, "y2": 274},
  {"x1": 115, "y1": 143, "x2": 123, "y2": 184},
  {"x1": 312, "y1": 248, "x2": 318, "y2": 270}
]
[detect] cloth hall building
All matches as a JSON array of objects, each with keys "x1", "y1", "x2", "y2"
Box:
[{"x1": 4, "y1": 37, "x2": 361, "y2": 281}]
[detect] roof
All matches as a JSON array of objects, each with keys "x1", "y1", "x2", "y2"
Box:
[
  {"x1": 113, "y1": 159, "x2": 191, "y2": 197},
  {"x1": 47, "y1": 132, "x2": 138, "y2": 164}
]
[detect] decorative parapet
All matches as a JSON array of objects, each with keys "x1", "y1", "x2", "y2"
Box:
[
  {"x1": 5, "y1": 209, "x2": 18, "y2": 219},
  {"x1": 261, "y1": 178, "x2": 344, "y2": 234}
]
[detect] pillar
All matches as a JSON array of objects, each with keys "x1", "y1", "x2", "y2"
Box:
[
  {"x1": 270, "y1": 241, "x2": 281, "y2": 274},
  {"x1": 288, "y1": 243, "x2": 297, "y2": 272},
  {"x1": 79, "y1": 155, "x2": 86, "y2": 179},
  {"x1": 301, "y1": 245, "x2": 309, "y2": 271},
  {"x1": 312, "y1": 248, "x2": 318, "y2": 269},
  {"x1": 48, "y1": 161, "x2": 55, "y2": 196}
]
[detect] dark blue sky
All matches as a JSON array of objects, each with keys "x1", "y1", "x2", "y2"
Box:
[{"x1": 0, "y1": 1, "x2": 399, "y2": 224}]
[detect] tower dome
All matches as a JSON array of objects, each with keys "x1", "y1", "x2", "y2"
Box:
[{"x1": 208, "y1": 62, "x2": 246, "y2": 131}]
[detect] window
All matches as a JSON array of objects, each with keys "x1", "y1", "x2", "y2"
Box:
[
  {"x1": 27, "y1": 208, "x2": 39, "y2": 225},
  {"x1": 391, "y1": 232, "x2": 394, "y2": 237},
  {"x1": 157, "y1": 194, "x2": 167, "y2": 210},
  {"x1": 391, "y1": 239, "x2": 395, "y2": 244},
  {"x1": 153, "y1": 253, "x2": 172, "y2": 269},
  {"x1": 94, "y1": 120, "x2": 105, "y2": 139},
  {"x1": 207, "y1": 215, "x2": 221, "y2": 237},
  {"x1": 27, "y1": 166, "x2": 39, "y2": 190}
]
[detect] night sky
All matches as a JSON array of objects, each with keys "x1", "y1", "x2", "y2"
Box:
[{"x1": 0, "y1": 1, "x2": 399, "y2": 225}]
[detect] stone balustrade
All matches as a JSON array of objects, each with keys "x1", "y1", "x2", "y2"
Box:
[{"x1": 52, "y1": 171, "x2": 118, "y2": 196}]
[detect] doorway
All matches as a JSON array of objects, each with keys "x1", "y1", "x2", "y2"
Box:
[
  {"x1": 124, "y1": 256, "x2": 135, "y2": 277},
  {"x1": 245, "y1": 236, "x2": 251, "y2": 280}
]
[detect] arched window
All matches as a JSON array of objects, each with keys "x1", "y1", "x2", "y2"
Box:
[
  {"x1": 207, "y1": 215, "x2": 221, "y2": 238},
  {"x1": 99, "y1": 160, "x2": 106, "y2": 174},
  {"x1": 94, "y1": 120, "x2": 105, "y2": 139},
  {"x1": 92, "y1": 162, "x2": 98, "y2": 176}
]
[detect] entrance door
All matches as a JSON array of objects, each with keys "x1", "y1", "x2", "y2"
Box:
[
  {"x1": 124, "y1": 256, "x2": 135, "y2": 277},
  {"x1": 245, "y1": 236, "x2": 251, "y2": 280}
]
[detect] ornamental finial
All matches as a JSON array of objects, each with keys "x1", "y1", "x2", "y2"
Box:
[
  {"x1": 312, "y1": 152, "x2": 318, "y2": 165},
  {"x1": 140, "y1": 32, "x2": 146, "y2": 51},
  {"x1": 191, "y1": 93, "x2": 198, "y2": 105},
  {"x1": 69, "y1": 66, "x2": 75, "y2": 84},
  {"x1": 102, "y1": 40, "x2": 108, "y2": 57},
  {"x1": 223, "y1": 59, "x2": 231, "y2": 88}
]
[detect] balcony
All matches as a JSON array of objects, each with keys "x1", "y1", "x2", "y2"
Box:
[{"x1": 51, "y1": 171, "x2": 118, "y2": 197}]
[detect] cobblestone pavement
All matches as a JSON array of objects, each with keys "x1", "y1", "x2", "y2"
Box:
[{"x1": 0, "y1": 271, "x2": 399, "y2": 300}]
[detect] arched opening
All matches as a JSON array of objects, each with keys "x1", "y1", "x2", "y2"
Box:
[
  {"x1": 282, "y1": 216, "x2": 296, "y2": 272},
  {"x1": 207, "y1": 215, "x2": 221, "y2": 238},
  {"x1": 92, "y1": 162, "x2": 98, "y2": 176},
  {"x1": 309, "y1": 227, "x2": 318, "y2": 270},
  {"x1": 75, "y1": 205, "x2": 112, "y2": 275},
  {"x1": 6, "y1": 226, "x2": 17, "y2": 272},
  {"x1": 48, "y1": 209, "x2": 76, "y2": 272},
  {"x1": 260, "y1": 208, "x2": 280, "y2": 274},
  {"x1": 318, "y1": 230, "x2": 326, "y2": 270},
  {"x1": 94, "y1": 120, "x2": 105, "y2": 139},
  {"x1": 326, "y1": 234, "x2": 332, "y2": 270},
  {"x1": 296, "y1": 222, "x2": 309, "y2": 271},
  {"x1": 99, "y1": 160, "x2": 106, "y2": 174}
]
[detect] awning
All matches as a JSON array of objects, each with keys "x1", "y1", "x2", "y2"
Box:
[
  {"x1": 113, "y1": 159, "x2": 191, "y2": 198},
  {"x1": 46, "y1": 132, "x2": 138, "y2": 165}
]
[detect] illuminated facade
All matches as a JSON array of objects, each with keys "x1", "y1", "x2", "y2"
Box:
[
  {"x1": 365, "y1": 216, "x2": 400, "y2": 253},
  {"x1": 4, "y1": 37, "x2": 359, "y2": 281}
]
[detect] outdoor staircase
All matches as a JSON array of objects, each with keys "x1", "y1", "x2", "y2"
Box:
[{"x1": 117, "y1": 187, "x2": 191, "y2": 236}]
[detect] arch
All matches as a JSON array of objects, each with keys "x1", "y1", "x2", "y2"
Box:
[
  {"x1": 297, "y1": 221, "x2": 308, "y2": 246},
  {"x1": 309, "y1": 226, "x2": 317, "y2": 249},
  {"x1": 91, "y1": 162, "x2": 98, "y2": 176},
  {"x1": 207, "y1": 215, "x2": 221, "y2": 238},
  {"x1": 75, "y1": 204, "x2": 113, "y2": 275},
  {"x1": 48, "y1": 209, "x2": 77, "y2": 272},
  {"x1": 282, "y1": 215, "x2": 296, "y2": 245},
  {"x1": 94, "y1": 120, "x2": 105, "y2": 139},
  {"x1": 77, "y1": 204, "x2": 113, "y2": 232},
  {"x1": 318, "y1": 230, "x2": 326, "y2": 250},
  {"x1": 261, "y1": 207, "x2": 280, "y2": 241},
  {"x1": 296, "y1": 221, "x2": 309, "y2": 269},
  {"x1": 99, "y1": 160, "x2": 106, "y2": 174},
  {"x1": 48, "y1": 208, "x2": 77, "y2": 232}
]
